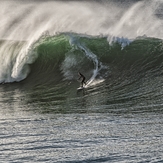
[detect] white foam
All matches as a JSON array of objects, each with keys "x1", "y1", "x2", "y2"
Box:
[
  {"x1": 85, "y1": 79, "x2": 105, "y2": 88},
  {"x1": 107, "y1": 35, "x2": 133, "y2": 49}
]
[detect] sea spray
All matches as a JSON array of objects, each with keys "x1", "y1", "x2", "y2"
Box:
[
  {"x1": 0, "y1": 1, "x2": 163, "y2": 41},
  {"x1": 106, "y1": 1, "x2": 163, "y2": 39}
]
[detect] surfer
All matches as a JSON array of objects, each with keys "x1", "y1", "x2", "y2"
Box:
[{"x1": 78, "y1": 72, "x2": 86, "y2": 87}]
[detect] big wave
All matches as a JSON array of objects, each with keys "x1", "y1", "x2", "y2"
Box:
[
  {"x1": 1, "y1": 33, "x2": 163, "y2": 85},
  {"x1": 0, "y1": 0, "x2": 163, "y2": 85}
]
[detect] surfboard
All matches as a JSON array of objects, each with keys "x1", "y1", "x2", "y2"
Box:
[{"x1": 77, "y1": 86, "x2": 84, "y2": 90}]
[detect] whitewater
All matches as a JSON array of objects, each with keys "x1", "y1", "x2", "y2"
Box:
[{"x1": 0, "y1": 0, "x2": 163, "y2": 162}]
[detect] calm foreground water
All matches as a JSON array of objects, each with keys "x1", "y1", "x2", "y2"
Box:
[{"x1": 0, "y1": 82, "x2": 163, "y2": 163}]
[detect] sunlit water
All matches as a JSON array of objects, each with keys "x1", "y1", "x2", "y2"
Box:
[{"x1": 0, "y1": 81, "x2": 163, "y2": 163}]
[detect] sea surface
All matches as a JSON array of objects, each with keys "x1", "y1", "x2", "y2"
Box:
[{"x1": 0, "y1": 0, "x2": 163, "y2": 162}]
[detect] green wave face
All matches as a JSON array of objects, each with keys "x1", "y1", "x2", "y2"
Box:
[
  {"x1": 30, "y1": 34, "x2": 163, "y2": 82},
  {"x1": 0, "y1": 33, "x2": 163, "y2": 85}
]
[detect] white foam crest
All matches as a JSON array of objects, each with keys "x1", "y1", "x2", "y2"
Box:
[
  {"x1": 107, "y1": 36, "x2": 133, "y2": 49},
  {"x1": 11, "y1": 44, "x2": 38, "y2": 80},
  {"x1": 0, "y1": 41, "x2": 27, "y2": 83},
  {"x1": 0, "y1": 37, "x2": 39, "y2": 83}
]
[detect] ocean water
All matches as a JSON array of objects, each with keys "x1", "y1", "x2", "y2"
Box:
[{"x1": 0, "y1": 0, "x2": 163, "y2": 162}]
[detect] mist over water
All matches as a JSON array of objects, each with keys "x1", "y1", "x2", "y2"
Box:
[{"x1": 0, "y1": 0, "x2": 163, "y2": 40}]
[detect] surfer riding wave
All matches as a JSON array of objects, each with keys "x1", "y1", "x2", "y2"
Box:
[{"x1": 78, "y1": 72, "x2": 86, "y2": 87}]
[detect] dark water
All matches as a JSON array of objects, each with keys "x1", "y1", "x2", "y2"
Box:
[
  {"x1": 1, "y1": 0, "x2": 163, "y2": 162},
  {"x1": 1, "y1": 81, "x2": 163, "y2": 162}
]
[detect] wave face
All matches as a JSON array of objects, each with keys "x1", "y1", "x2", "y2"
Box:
[
  {"x1": 29, "y1": 34, "x2": 163, "y2": 84},
  {"x1": 1, "y1": 33, "x2": 163, "y2": 114},
  {"x1": 1, "y1": 0, "x2": 163, "y2": 107},
  {"x1": 1, "y1": 34, "x2": 163, "y2": 85}
]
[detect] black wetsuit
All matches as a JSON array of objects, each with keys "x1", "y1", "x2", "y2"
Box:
[{"x1": 78, "y1": 72, "x2": 86, "y2": 87}]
